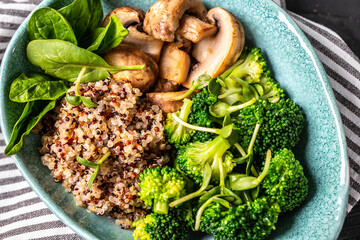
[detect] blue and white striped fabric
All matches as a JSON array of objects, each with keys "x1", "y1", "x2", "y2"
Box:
[{"x1": 1, "y1": 0, "x2": 360, "y2": 239}]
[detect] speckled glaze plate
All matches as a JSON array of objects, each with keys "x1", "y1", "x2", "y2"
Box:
[{"x1": 0, "y1": 0, "x2": 349, "y2": 239}]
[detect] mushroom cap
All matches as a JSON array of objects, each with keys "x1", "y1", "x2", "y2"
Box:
[
  {"x1": 143, "y1": 0, "x2": 207, "y2": 42},
  {"x1": 102, "y1": 44, "x2": 158, "y2": 93},
  {"x1": 102, "y1": 6, "x2": 145, "y2": 28},
  {"x1": 183, "y1": 7, "x2": 245, "y2": 88}
]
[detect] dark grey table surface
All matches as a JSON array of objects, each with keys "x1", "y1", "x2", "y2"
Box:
[{"x1": 287, "y1": 0, "x2": 360, "y2": 239}]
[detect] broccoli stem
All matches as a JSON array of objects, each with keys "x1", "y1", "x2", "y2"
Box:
[
  {"x1": 171, "y1": 114, "x2": 233, "y2": 138},
  {"x1": 169, "y1": 164, "x2": 212, "y2": 207},
  {"x1": 220, "y1": 58, "x2": 245, "y2": 79},
  {"x1": 240, "y1": 190, "x2": 253, "y2": 203},
  {"x1": 154, "y1": 201, "x2": 169, "y2": 215},
  {"x1": 173, "y1": 99, "x2": 193, "y2": 138},
  {"x1": 256, "y1": 150, "x2": 272, "y2": 183}
]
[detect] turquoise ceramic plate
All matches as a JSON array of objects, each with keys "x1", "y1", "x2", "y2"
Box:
[{"x1": 0, "y1": 0, "x2": 349, "y2": 239}]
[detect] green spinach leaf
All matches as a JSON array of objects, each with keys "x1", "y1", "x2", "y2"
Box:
[
  {"x1": 27, "y1": 39, "x2": 144, "y2": 83},
  {"x1": 9, "y1": 73, "x2": 68, "y2": 102},
  {"x1": 4, "y1": 100, "x2": 56, "y2": 156},
  {"x1": 58, "y1": 0, "x2": 103, "y2": 43},
  {"x1": 27, "y1": 7, "x2": 77, "y2": 45},
  {"x1": 87, "y1": 16, "x2": 128, "y2": 54}
]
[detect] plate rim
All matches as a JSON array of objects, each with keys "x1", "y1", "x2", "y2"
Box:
[{"x1": 0, "y1": 0, "x2": 349, "y2": 239}]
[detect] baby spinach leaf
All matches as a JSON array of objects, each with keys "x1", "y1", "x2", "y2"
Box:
[
  {"x1": 9, "y1": 73, "x2": 68, "y2": 102},
  {"x1": 27, "y1": 39, "x2": 145, "y2": 83},
  {"x1": 4, "y1": 100, "x2": 56, "y2": 156},
  {"x1": 66, "y1": 93, "x2": 82, "y2": 106},
  {"x1": 27, "y1": 7, "x2": 77, "y2": 45},
  {"x1": 58, "y1": 0, "x2": 103, "y2": 43},
  {"x1": 87, "y1": 16, "x2": 128, "y2": 54}
]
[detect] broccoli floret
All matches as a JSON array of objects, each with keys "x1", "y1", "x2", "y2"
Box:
[
  {"x1": 132, "y1": 208, "x2": 190, "y2": 240},
  {"x1": 226, "y1": 47, "x2": 267, "y2": 81},
  {"x1": 189, "y1": 88, "x2": 218, "y2": 142},
  {"x1": 176, "y1": 136, "x2": 231, "y2": 185},
  {"x1": 138, "y1": 166, "x2": 186, "y2": 214},
  {"x1": 261, "y1": 148, "x2": 308, "y2": 212},
  {"x1": 165, "y1": 98, "x2": 194, "y2": 145},
  {"x1": 217, "y1": 48, "x2": 285, "y2": 106},
  {"x1": 256, "y1": 70, "x2": 285, "y2": 102},
  {"x1": 198, "y1": 197, "x2": 280, "y2": 240},
  {"x1": 234, "y1": 98, "x2": 305, "y2": 163}
]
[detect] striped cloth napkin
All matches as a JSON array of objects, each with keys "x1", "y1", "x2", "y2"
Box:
[{"x1": 1, "y1": 0, "x2": 360, "y2": 239}]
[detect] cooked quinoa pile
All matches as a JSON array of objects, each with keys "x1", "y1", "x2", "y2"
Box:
[{"x1": 40, "y1": 78, "x2": 170, "y2": 229}]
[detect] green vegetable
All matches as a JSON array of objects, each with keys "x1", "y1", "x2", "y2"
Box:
[
  {"x1": 209, "y1": 97, "x2": 256, "y2": 118},
  {"x1": 4, "y1": 100, "x2": 56, "y2": 156},
  {"x1": 27, "y1": 39, "x2": 144, "y2": 83},
  {"x1": 65, "y1": 93, "x2": 81, "y2": 106},
  {"x1": 27, "y1": 7, "x2": 77, "y2": 45},
  {"x1": 9, "y1": 73, "x2": 68, "y2": 102},
  {"x1": 58, "y1": 0, "x2": 103, "y2": 43},
  {"x1": 132, "y1": 208, "x2": 191, "y2": 240},
  {"x1": 233, "y1": 98, "x2": 305, "y2": 163},
  {"x1": 217, "y1": 47, "x2": 284, "y2": 105},
  {"x1": 138, "y1": 166, "x2": 186, "y2": 214},
  {"x1": 189, "y1": 89, "x2": 218, "y2": 142},
  {"x1": 261, "y1": 148, "x2": 308, "y2": 212},
  {"x1": 165, "y1": 98, "x2": 195, "y2": 145},
  {"x1": 87, "y1": 16, "x2": 128, "y2": 54},
  {"x1": 66, "y1": 67, "x2": 98, "y2": 108},
  {"x1": 75, "y1": 151, "x2": 111, "y2": 188},
  {"x1": 198, "y1": 197, "x2": 280, "y2": 240},
  {"x1": 171, "y1": 74, "x2": 212, "y2": 101},
  {"x1": 176, "y1": 136, "x2": 233, "y2": 185},
  {"x1": 231, "y1": 149, "x2": 271, "y2": 191},
  {"x1": 170, "y1": 113, "x2": 233, "y2": 138}
]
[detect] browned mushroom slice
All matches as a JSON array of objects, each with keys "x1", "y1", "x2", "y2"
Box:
[
  {"x1": 103, "y1": 44, "x2": 158, "y2": 93},
  {"x1": 175, "y1": 14, "x2": 218, "y2": 43},
  {"x1": 183, "y1": 7, "x2": 245, "y2": 88},
  {"x1": 122, "y1": 26, "x2": 164, "y2": 63},
  {"x1": 158, "y1": 43, "x2": 191, "y2": 89},
  {"x1": 153, "y1": 78, "x2": 180, "y2": 92},
  {"x1": 174, "y1": 35, "x2": 193, "y2": 53},
  {"x1": 143, "y1": 0, "x2": 207, "y2": 42},
  {"x1": 102, "y1": 6, "x2": 145, "y2": 28},
  {"x1": 146, "y1": 91, "x2": 189, "y2": 114}
]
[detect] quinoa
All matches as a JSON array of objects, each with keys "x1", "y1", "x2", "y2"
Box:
[{"x1": 40, "y1": 78, "x2": 170, "y2": 229}]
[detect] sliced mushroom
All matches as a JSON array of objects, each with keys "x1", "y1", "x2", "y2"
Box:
[
  {"x1": 175, "y1": 14, "x2": 218, "y2": 43},
  {"x1": 143, "y1": 0, "x2": 207, "y2": 42},
  {"x1": 122, "y1": 26, "x2": 164, "y2": 63},
  {"x1": 102, "y1": 6, "x2": 145, "y2": 28},
  {"x1": 146, "y1": 90, "x2": 189, "y2": 114},
  {"x1": 174, "y1": 35, "x2": 193, "y2": 53},
  {"x1": 103, "y1": 44, "x2": 158, "y2": 93},
  {"x1": 183, "y1": 7, "x2": 245, "y2": 88},
  {"x1": 153, "y1": 78, "x2": 180, "y2": 92},
  {"x1": 157, "y1": 43, "x2": 191, "y2": 91}
]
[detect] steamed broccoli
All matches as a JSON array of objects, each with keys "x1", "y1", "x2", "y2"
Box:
[
  {"x1": 198, "y1": 197, "x2": 280, "y2": 240},
  {"x1": 224, "y1": 47, "x2": 267, "y2": 81},
  {"x1": 138, "y1": 166, "x2": 186, "y2": 214},
  {"x1": 132, "y1": 208, "x2": 191, "y2": 240},
  {"x1": 234, "y1": 98, "x2": 305, "y2": 163},
  {"x1": 261, "y1": 148, "x2": 308, "y2": 212},
  {"x1": 165, "y1": 98, "x2": 194, "y2": 145},
  {"x1": 216, "y1": 47, "x2": 284, "y2": 106},
  {"x1": 189, "y1": 88, "x2": 218, "y2": 142},
  {"x1": 176, "y1": 136, "x2": 232, "y2": 185}
]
